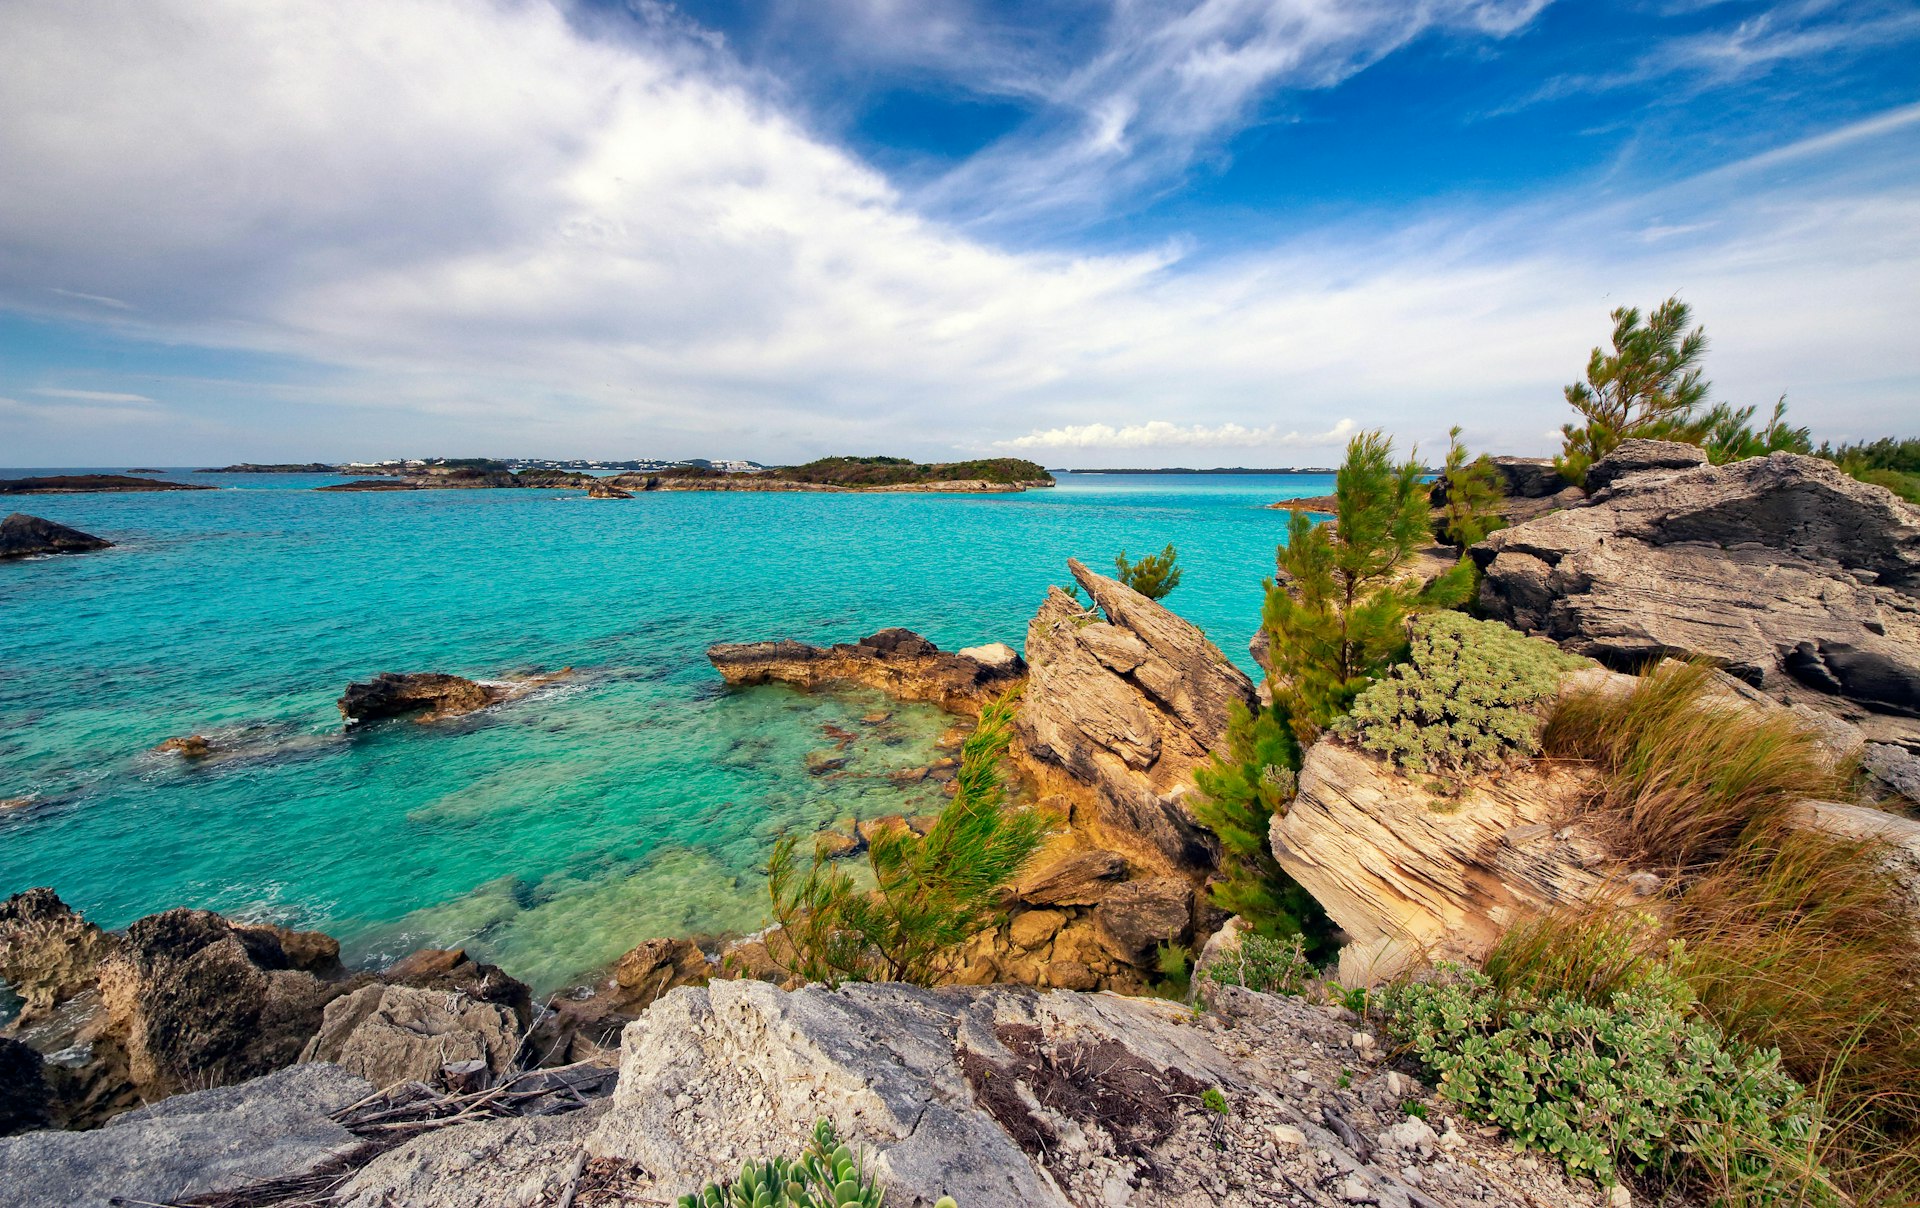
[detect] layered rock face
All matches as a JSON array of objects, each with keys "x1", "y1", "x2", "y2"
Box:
[
  {"x1": 1474, "y1": 450, "x2": 1920, "y2": 745},
  {"x1": 706, "y1": 628, "x2": 1025, "y2": 716},
  {"x1": 1018, "y1": 558, "x2": 1256, "y2": 874},
  {"x1": 0, "y1": 513, "x2": 113, "y2": 559}
]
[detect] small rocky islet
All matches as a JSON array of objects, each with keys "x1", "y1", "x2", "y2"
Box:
[
  {"x1": 3, "y1": 447, "x2": 1919, "y2": 1207},
  {"x1": 0, "y1": 513, "x2": 113, "y2": 560}
]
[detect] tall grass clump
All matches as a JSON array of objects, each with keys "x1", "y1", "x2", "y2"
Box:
[
  {"x1": 1526, "y1": 663, "x2": 1920, "y2": 1201},
  {"x1": 768, "y1": 694, "x2": 1048, "y2": 986}
]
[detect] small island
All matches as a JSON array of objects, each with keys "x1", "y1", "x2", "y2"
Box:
[
  {"x1": 314, "y1": 455, "x2": 1057, "y2": 494},
  {"x1": 0, "y1": 474, "x2": 213, "y2": 494}
]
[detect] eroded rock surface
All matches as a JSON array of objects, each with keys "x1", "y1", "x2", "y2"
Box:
[
  {"x1": 1475, "y1": 451, "x2": 1920, "y2": 744},
  {"x1": 707, "y1": 628, "x2": 1025, "y2": 715},
  {"x1": 337, "y1": 668, "x2": 571, "y2": 725},
  {"x1": 0, "y1": 513, "x2": 113, "y2": 559},
  {"x1": 1019, "y1": 558, "x2": 1255, "y2": 875},
  {"x1": 299, "y1": 984, "x2": 520, "y2": 1089}
]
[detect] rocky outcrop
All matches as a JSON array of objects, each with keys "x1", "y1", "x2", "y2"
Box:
[
  {"x1": 532, "y1": 937, "x2": 713, "y2": 1063},
  {"x1": 1474, "y1": 451, "x2": 1920, "y2": 745},
  {"x1": 0, "y1": 1040, "x2": 51, "y2": 1137},
  {"x1": 0, "y1": 475, "x2": 211, "y2": 494},
  {"x1": 381, "y1": 946, "x2": 533, "y2": 1026},
  {"x1": 707, "y1": 628, "x2": 1025, "y2": 716},
  {"x1": 1271, "y1": 741, "x2": 1618, "y2": 986},
  {"x1": 583, "y1": 478, "x2": 632, "y2": 499},
  {"x1": 298, "y1": 985, "x2": 520, "y2": 1090},
  {"x1": 337, "y1": 668, "x2": 571, "y2": 725},
  {"x1": 1582, "y1": 437, "x2": 1707, "y2": 491},
  {"x1": 0, "y1": 513, "x2": 113, "y2": 559},
  {"x1": 0, "y1": 889, "x2": 116, "y2": 1026},
  {"x1": 1018, "y1": 559, "x2": 1255, "y2": 874},
  {"x1": 0, "y1": 1063, "x2": 372, "y2": 1208}
]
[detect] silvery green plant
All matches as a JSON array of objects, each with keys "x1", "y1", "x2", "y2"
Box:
[
  {"x1": 677, "y1": 1119, "x2": 957, "y2": 1208},
  {"x1": 1378, "y1": 960, "x2": 1826, "y2": 1201},
  {"x1": 1335, "y1": 611, "x2": 1585, "y2": 775},
  {"x1": 1203, "y1": 932, "x2": 1314, "y2": 998}
]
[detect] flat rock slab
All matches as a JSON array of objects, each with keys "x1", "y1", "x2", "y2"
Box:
[{"x1": 0, "y1": 1063, "x2": 371, "y2": 1208}]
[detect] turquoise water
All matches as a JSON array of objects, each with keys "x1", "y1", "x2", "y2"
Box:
[{"x1": 0, "y1": 470, "x2": 1328, "y2": 992}]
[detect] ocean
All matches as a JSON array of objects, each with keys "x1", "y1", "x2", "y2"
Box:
[{"x1": 0, "y1": 469, "x2": 1329, "y2": 992}]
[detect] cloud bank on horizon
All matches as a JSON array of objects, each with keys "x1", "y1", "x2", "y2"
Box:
[{"x1": 0, "y1": 0, "x2": 1915, "y2": 465}]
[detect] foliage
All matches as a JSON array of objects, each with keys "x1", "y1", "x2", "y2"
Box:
[
  {"x1": 767, "y1": 695, "x2": 1048, "y2": 985},
  {"x1": 759, "y1": 457, "x2": 1052, "y2": 487},
  {"x1": 678, "y1": 1119, "x2": 953, "y2": 1208},
  {"x1": 1380, "y1": 959, "x2": 1824, "y2": 1198},
  {"x1": 1153, "y1": 940, "x2": 1193, "y2": 999},
  {"x1": 1202, "y1": 932, "x2": 1314, "y2": 998},
  {"x1": 1113, "y1": 542, "x2": 1183, "y2": 599},
  {"x1": 1189, "y1": 701, "x2": 1331, "y2": 951},
  {"x1": 1334, "y1": 612, "x2": 1584, "y2": 775},
  {"x1": 1265, "y1": 431, "x2": 1474, "y2": 746},
  {"x1": 1701, "y1": 396, "x2": 1812, "y2": 464},
  {"x1": 1201, "y1": 1087, "x2": 1230, "y2": 1116},
  {"x1": 1818, "y1": 435, "x2": 1920, "y2": 503},
  {"x1": 1556, "y1": 296, "x2": 1712, "y2": 483},
  {"x1": 1435, "y1": 426, "x2": 1505, "y2": 549}
]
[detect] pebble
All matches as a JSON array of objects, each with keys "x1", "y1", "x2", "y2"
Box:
[
  {"x1": 1609, "y1": 1186, "x2": 1632, "y2": 1208},
  {"x1": 1340, "y1": 1173, "x2": 1378, "y2": 1203},
  {"x1": 1270, "y1": 1124, "x2": 1307, "y2": 1147}
]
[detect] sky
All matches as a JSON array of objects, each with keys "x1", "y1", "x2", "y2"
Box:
[{"x1": 1, "y1": 0, "x2": 1916, "y2": 467}]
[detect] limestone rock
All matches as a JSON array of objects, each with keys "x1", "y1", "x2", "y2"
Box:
[
  {"x1": 0, "y1": 513, "x2": 113, "y2": 559},
  {"x1": 298, "y1": 984, "x2": 520, "y2": 1089},
  {"x1": 0, "y1": 1063, "x2": 370, "y2": 1208},
  {"x1": 1092, "y1": 877, "x2": 1194, "y2": 967},
  {"x1": 1790, "y1": 800, "x2": 1920, "y2": 917},
  {"x1": 1582, "y1": 438, "x2": 1709, "y2": 491},
  {"x1": 1271, "y1": 741, "x2": 1614, "y2": 985},
  {"x1": 1489, "y1": 456, "x2": 1566, "y2": 499},
  {"x1": 1013, "y1": 849, "x2": 1129, "y2": 906},
  {"x1": 1008, "y1": 909, "x2": 1068, "y2": 951},
  {"x1": 337, "y1": 1104, "x2": 608, "y2": 1208},
  {"x1": 1475, "y1": 452, "x2": 1920, "y2": 742},
  {"x1": 0, "y1": 888, "x2": 118, "y2": 1027},
  {"x1": 338, "y1": 672, "x2": 505, "y2": 724},
  {"x1": 1018, "y1": 559, "x2": 1255, "y2": 874},
  {"x1": 707, "y1": 629, "x2": 1025, "y2": 716},
  {"x1": 584, "y1": 478, "x2": 632, "y2": 499}
]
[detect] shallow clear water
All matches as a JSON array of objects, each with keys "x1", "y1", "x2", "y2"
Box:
[{"x1": 0, "y1": 469, "x2": 1328, "y2": 991}]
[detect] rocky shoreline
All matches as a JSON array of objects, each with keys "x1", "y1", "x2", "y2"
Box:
[{"x1": 0, "y1": 474, "x2": 212, "y2": 495}]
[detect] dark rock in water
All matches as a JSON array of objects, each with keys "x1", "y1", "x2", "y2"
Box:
[
  {"x1": 316, "y1": 479, "x2": 422, "y2": 491},
  {"x1": 1582, "y1": 438, "x2": 1707, "y2": 492},
  {"x1": 154, "y1": 734, "x2": 211, "y2": 759},
  {"x1": 584, "y1": 478, "x2": 633, "y2": 499},
  {"x1": 197, "y1": 463, "x2": 337, "y2": 473},
  {"x1": 707, "y1": 629, "x2": 1025, "y2": 716},
  {"x1": 0, "y1": 513, "x2": 113, "y2": 559},
  {"x1": 0, "y1": 475, "x2": 211, "y2": 494},
  {"x1": 1475, "y1": 451, "x2": 1920, "y2": 744},
  {"x1": 0, "y1": 1038, "x2": 52, "y2": 1136},
  {"x1": 339, "y1": 672, "x2": 504, "y2": 724}
]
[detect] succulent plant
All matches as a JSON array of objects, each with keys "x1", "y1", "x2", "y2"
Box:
[{"x1": 677, "y1": 1120, "x2": 958, "y2": 1208}]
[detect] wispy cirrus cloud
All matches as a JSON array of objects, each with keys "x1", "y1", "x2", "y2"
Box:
[
  {"x1": 30, "y1": 388, "x2": 159, "y2": 404},
  {"x1": 998, "y1": 418, "x2": 1356, "y2": 451}
]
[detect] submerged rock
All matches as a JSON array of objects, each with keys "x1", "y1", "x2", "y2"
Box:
[
  {"x1": 706, "y1": 628, "x2": 1025, "y2": 715},
  {"x1": 338, "y1": 672, "x2": 505, "y2": 723},
  {"x1": 1474, "y1": 451, "x2": 1920, "y2": 744},
  {"x1": 0, "y1": 513, "x2": 112, "y2": 560},
  {"x1": 154, "y1": 734, "x2": 212, "y2": 759},
  {"x1": 583, "y1": 478, "x2": 632, "y2": 499}
]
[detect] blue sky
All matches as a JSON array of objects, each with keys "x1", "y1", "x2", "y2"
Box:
[{"x1": 2, "y1": 0, "x2": 1916, "y2": 465}]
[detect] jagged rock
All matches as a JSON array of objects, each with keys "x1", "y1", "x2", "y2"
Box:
[
  {"x1": 1092, "y1": 877, "x2": 1194, "y2": 967},
  {"x1": 1490, "y1": 456, "x2": 1566, "y2": 499},
  {"x1": 0, "y1": 1063, "x2": 371, "y2": 1208},
  {"x1": 0, "y1": 512, "x2": 113, "y2": 559},
  {"x1": 604, "y1": 938, "x2": 710, "y2": 1012},
  {"x1": 1866, "y1": 742, "x2": 1920, "y2": 805},
  {"x1": 338, "y1": 672, "x2": 505, "y2": 723},
  {"x1": 583, "y1": 478, "x2": 632, "y2": 499},
  {"x1": 1013, "y1": 849, "x2": 1129, "y2": 906},
  {"x1": 154, "y1": 734, "x2": 212, "y2": 758},
  {"x1": 1582, "y1": 438, "x2": 1708, "y2": 491},
  {"x1": 1474, "y1": 452, "x2": 1920, "y2": 743},
  {"x1": 335, "y1": 1105, "x2": 609, "y2": 1208},
  {"x1": 956, "y1": 641, "x2": 1021, "y2": 672},
  {"x1": 1018, "y1": 559, "x2": 1255, "y2": 875},
  {"x1": 0, "y1": 889, "x2": 118, "y2": 1027},
  {"x1": 706, "y1": 629, "x2": 1024, "y2": 715},
  {"x1": 1271, "y1": 741, "x2": 1615, "y2": 986},
  {"x1": 0, "y1": 1039, "x2": 51, "y2": 1137},
  {"x1": 298, "y1": 985, "x2": 520, "y2": 1089},
  {"x1": 382, "y1": 947, "x2": 533, "y2": 1026}
]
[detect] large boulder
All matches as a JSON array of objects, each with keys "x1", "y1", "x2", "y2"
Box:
[
  {"x1": 298, "y1": 984, "x2": 520, "y2": 1090},
  {"x1": 1018, "y1": 559, "x2": 1256, "y2": 874},
  {"x1": 338, "y1": 672, "x2": 505, "y2": 723},
  {"x1": 1474, "y1": 452, "x2": 1920, "y2": 744},
  {"x1": 0, "y1": 1063, "x2": 371, "y2": 1208},
  {"x1": 0, "y1": 889, "x2": 118, "y2": 1027},
  {"x1": 0, "y1": 513, "x2": 112, "y2": 560},
  {"x1": 1271, "y1": 740, "x2": 1617, "y2": 986},
  {"x1": 706, "y1": 629, "x2": 1024, "y2": 716}
]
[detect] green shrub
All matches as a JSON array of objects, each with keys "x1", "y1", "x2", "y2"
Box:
[
  {"x1": 1379, "y1": 960, "x2": 1826, "y2": 1199},
  {"x1": 767, "y1": 695, "x2": 1047, "y2": 985},
  {"x1": 1435, "y1": 426, "x2": 1505, "y2": 549},
  {"x1": 1113, "y1": 542, "x2": 1182, "y2": 599},
  {"x1": 1334, "y1": 612, "x2": 1584, "y2": 775},
  {"x1": 1202, "y1": 932, "x2": 1314, "y2": 997},
  {"x1": 678, "y1": 1119, "x2": 954, "y2": 1208}
]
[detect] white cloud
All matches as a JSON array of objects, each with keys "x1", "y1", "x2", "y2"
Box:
[
  {"x1": 0, "y1": 0, "x2": 1914, "y2": 464},
  {"x1": 999, "y1": 418, "x2": 1355, "y2": 450},
  {"x1": 30, "y1": 388, "x2": 158, "y2": 404}
]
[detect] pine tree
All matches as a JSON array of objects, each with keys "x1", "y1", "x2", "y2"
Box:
[
  {"x1": 1556, "y1": 297, "x2": 1711, "y2": 483},
  {"x1": 1436, "y1": 426, "x2": 1505, "y2": 549},
  {"x1": 1700, "y1": 396, "x2": 1812, "y2": 464},
  {"x1": 1265, "y1": 431, "x2": 1471, "y2": 745},
  {"x1": 767, "y1": 694, "x2": 1047, "y2": 986},
  {"x1": 1114, "y1": 543, "x2": 1183, "y2": 599}
]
